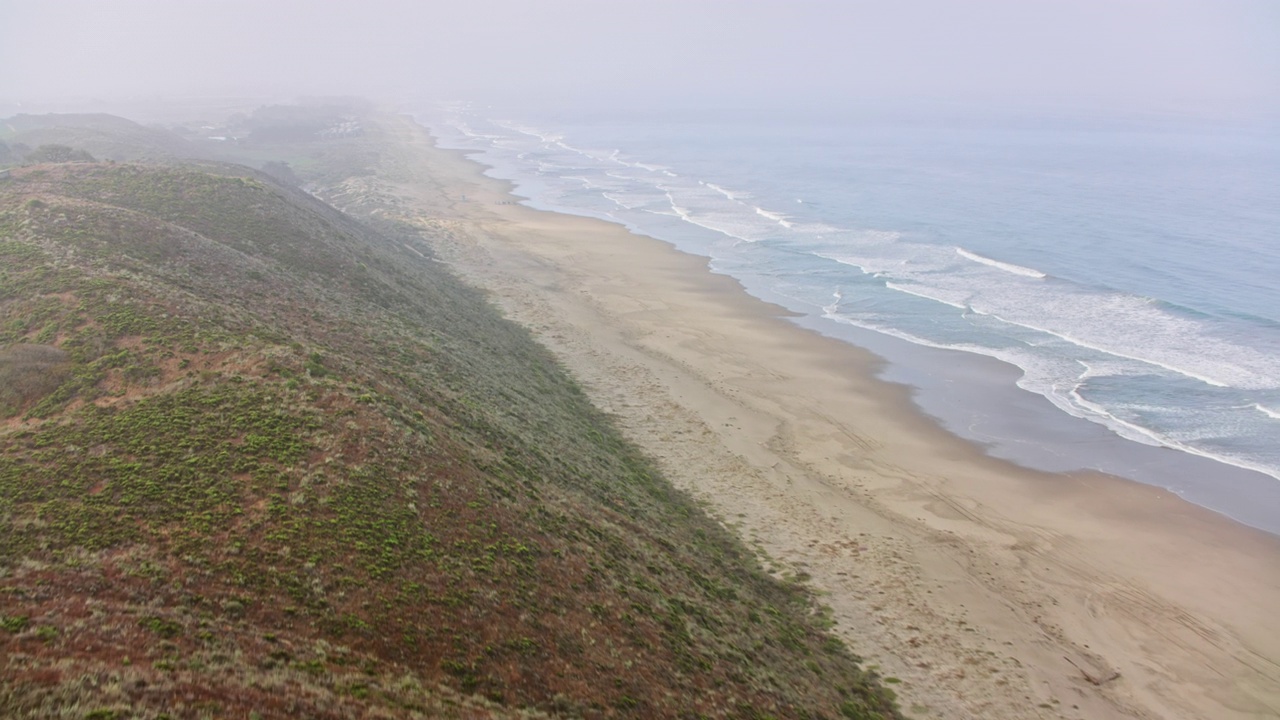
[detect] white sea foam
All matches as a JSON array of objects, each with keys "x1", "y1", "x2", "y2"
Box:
[
  {"x1": 563, "y1": 175, "x2": 605, "y2": 190},
  {"x1": 1066, "y1": 385, "x2": 1167, "y2": 447},
  {"x1": 602, "y1": 192, "x2": 645, "y2": 211},
  {"x1": 496, "y1": 121, "x2": 561, "y2": 145},
  {"x1": 822, "y1": 307, "x2": 1280, "y2": 483},
  {"x1": 817, "y1": 234, "x2": 1280, "y2": 391},
  {"x1": 1095, "y1": 411, "x2": 1280, "y2": 481},
  {"x1": 705, "y1": 182, "x2": 744, "y2": 201},
  {"x1": 956, "y1": 248, "x2": 1046, "y2": 279},
  {"x1": 963, "y1": 290, "x2": 1280, "y2": 390},
  {"x1": 872, "y1": 236, "x2": 1280, "y2": 394},
  {"x1": 655, "y1": 190, "x2": 754, "y2": 243},
  {"x1": 975, "y1": 306, "x2": 1234, "y2": 387},
  {"x1": 554, "y1": 140, "x2": 601, "y2": 161},
  {"x1": 822, "y1": 288, "x2": 843, "y2": 316},
  {"x1": 453, "y1": 123, "x2": 504, "y2": 141},
  {"x1": 663, "y1": 191, "x2": 692, "y2": 222},
  {"x1": 423, "y1": 105, "x2": 1280, "y2": 511},
  {"x1": 813, "y1": 243, "x2": 928, "y2": 278},
  {"x1": 609, "y1": 152, "x2": 668, "y2": 174},
  {"x1": 884, "y1": 282, "x2": 969, "y2": 310},
  {"x1": 820, "y1": 310, "x2": 1091, "y2": 425},
  {"x1": 820, "y1": 255, "x2": 873, "y2": 274},
  {"x1": 1075, "y1": 359, "x2": 1135, "y2": 380},
  {"x1": 755, "y1": 206, "x2": 794, "y2": 228},
  {"x1": 498, "y1": 117, "x2": 679, "y2": 180},
  {"x1": 1058, "y1": 390, "x2": 1280, "y2": 482}
]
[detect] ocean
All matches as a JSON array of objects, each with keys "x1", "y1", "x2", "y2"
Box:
[{"x1": 419, "y1": 103, "x2": 1280, "y2": 534}]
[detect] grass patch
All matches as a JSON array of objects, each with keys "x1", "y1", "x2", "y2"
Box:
[{"x1": 0, "y1": 111, "x2": 903, "y2": 720}]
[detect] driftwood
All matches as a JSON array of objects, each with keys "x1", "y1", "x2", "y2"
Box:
[{"x1": 1065, "y1": 656, "x2": 1121, "y2": 686}]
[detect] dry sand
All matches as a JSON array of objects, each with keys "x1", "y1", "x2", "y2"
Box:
[{"x1": 346, "y1": 114, "x2": 1280, "y2": 719}]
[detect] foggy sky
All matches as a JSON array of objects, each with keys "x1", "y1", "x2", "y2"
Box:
[{"x1": 2, "y1": 0, "x2": 1277, "y2": 117}]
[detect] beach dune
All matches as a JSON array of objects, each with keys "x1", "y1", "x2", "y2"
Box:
[{"x1": 359, "y1": 114, "x2": 1280, "y2": 720}]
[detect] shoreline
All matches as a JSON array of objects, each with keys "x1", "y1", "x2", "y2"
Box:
[
  {"x1": 783, "y1": 308, "x2": 1280, "y2": 536},
  {"x1": 365, "y1": 112, "x2": 1280, "y2": 719},
  {"x1": 428, "y1": 120, "x2": 1280, "y2": 537}
]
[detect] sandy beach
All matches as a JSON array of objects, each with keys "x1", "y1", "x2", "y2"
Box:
[{"x1": 343, "y1": 114, "x2": 1280, "y2": 719}]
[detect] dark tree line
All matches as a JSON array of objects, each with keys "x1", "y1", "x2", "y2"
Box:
[{"x1": 1, "y1": 142, "x2": 97, "y2": 165}]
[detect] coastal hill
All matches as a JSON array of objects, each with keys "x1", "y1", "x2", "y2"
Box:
[
  {"x1": 0, "y1": 114, "x2": 903, "y2": 719},
  {"x1": 1, "y1": 113, "x2": 204, "y2": 164}
]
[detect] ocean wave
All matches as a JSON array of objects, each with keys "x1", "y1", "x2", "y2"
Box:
[
  {"x1": 822, "y1": 288, "x2": 843, "y2": 316},
  {"x1": 956, "y1": 248, "x2": 1046, "y2": 278},
  {"x1": 496, "y1": 118, "x2": 683, "y2": 181},
  {"x1": 1075, "y1": 359, "x2": 1135, "y2": 380},
  {"x1": 1064, "y1": 389, "x2": 1280, "y2": 480},
  {"x1": 968, "y1": 305, "x2": 1236, "y2": 388},
  {"x1": 964, "y1": 291, "x2": 1280, "y2": 390},
  {"x1": 884, "y1": 281, "x2": 969, "y2": 310},
  {"x1": 609, "y1": 150, "x2": 671, "y2": 174},
  {"x1": 425, "y1": 106, "x2": 1280, "y2": 519},
  {"x1": 820, "y1": 254, "x2": 873, "y2": 274},
  {"x1": 812, "y1": 242, "x2": 929, "y2": 278},
  {"x1": 1065, "y1": 385, "x2": 1167, "y2": 447},
  {"x1": 663, "y1": 191, "x2": 693, "y2": 223},
  {"x1": 633, "y1": 161, "x2": 669, "y2": 173},
  {"x1": 497, "y1": 121, "x2": 562, "y2": 145},
  {"x1": 654, "y1": 190, "x2": 755, "y2": 243},
  {"x1": 554, "y1": 140, "x2": 606, "y2": 162},
  {"x1": 823, "y1": 236, "x2": 1280, "y2": 392},
  {"x1": 705, "y1": 182, "x2": 744, "y2": 201},
  {"x1": 601, "y1": 192, "x2": 645, "y2": 211},
  {"x1": 755, "y1": 206, "x2": 794, "y2": 228},
  {"x1": 431, "y1": 108, "x2": 1280, "y2": 490},
  {"x1": 823, "y1": 307, "x2": 1280, "y2": 483},
  {"x1": 453, "y1": 123, "x2": 504, "y2": 141},
  {"x1": 563, "y1": 175, "x2": 606, "y2": 190},
  {"x1": 479, "y1": 118, "x2": 812, "y2": 247},
  {"x1": 819, "y1": 308, "x2": 1110, "y2": 429}
]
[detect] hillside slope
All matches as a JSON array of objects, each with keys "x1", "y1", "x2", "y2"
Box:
[
  {"x1": 1, "y1": 113, "x2": 204, "y2": 164},
  {"x1": 0, "y1": 153, "x2": 902, "y2": 719}
]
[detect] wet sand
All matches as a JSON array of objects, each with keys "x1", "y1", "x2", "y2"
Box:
[{"x1": 350, "y1": 113, "x2": 1280, "y2": 719}]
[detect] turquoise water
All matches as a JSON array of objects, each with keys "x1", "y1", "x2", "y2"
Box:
[{"x1": 420, "y1": 105, "x2": 1280, "y2": 532}]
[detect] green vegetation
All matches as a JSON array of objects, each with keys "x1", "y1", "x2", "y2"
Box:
[
  {"x1": 0, "y1": 111, "x2": 903, "y2": 719},
  {"x1": 0, "y1": 112, "x2": 200, "y2": 163},
  {"x1": 22, "y1": 143, "x2": 96, "y2": 164}
]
